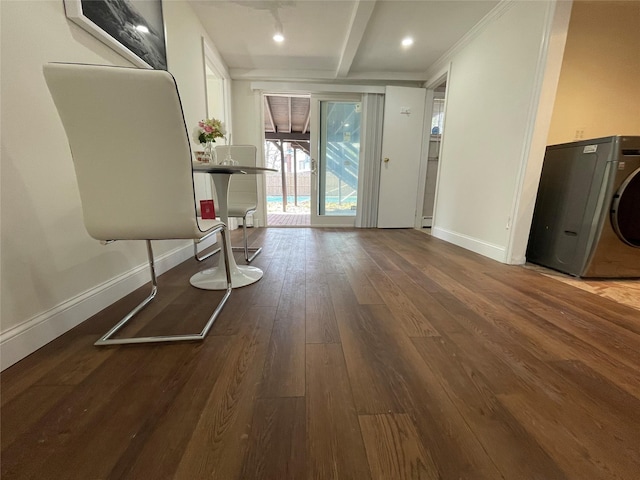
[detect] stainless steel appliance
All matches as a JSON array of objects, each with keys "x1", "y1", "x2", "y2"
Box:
[{"x1": 527, "y1": 135, "x2": 640, "y2": 277}]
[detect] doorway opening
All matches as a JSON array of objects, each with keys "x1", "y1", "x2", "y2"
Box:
[
  {"x1": 421, "y1": 80, "x2": 447, "y2": 228},
  {"x1": 263, "y1": 94, "x2": 312, "y2": 226},
  {"x1": 265, "y1": 139, "x2": 311, "y2": 225}
]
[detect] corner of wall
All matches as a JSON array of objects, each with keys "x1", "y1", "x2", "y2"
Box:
[{"x1": 506, "y1": 0, "x2": 573, "y2": 265}]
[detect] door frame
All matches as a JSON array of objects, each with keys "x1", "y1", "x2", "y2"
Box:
[
  {"x1": 416, "y1": 69, "x2": 450, "y2": 229},
  {"x1": 252, "y1": 82, "x2": 384, "y2": 228}
]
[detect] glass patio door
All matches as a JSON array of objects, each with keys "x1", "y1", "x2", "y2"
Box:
[{"x1": 310, "y1": 95, "x2": 362, "y2": 226}]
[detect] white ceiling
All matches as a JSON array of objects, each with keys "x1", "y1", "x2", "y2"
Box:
[{"x1": 188, "y1": 0, "x2": 500, "y2": 82}]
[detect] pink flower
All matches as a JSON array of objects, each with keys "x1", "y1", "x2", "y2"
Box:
[{"x1": 194, "y1": 117, "x2": 226, "y2": 145}]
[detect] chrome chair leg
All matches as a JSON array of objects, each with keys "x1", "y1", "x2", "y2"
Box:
[
  {"x1": 193, "y1": 240, "x2": 220, "y2": 262},
  {"x1": 232, "y1": 213, "x2": 262, "y2": 263},
  {"x1": 95, "y1": 229, "x2": 232, "y2": 346},
  {"x1": 95, "y1": 240, "x2": 158, "y2": 345}
]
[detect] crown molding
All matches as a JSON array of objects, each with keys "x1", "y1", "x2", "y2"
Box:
[{"x1": 423, "y1": 0, "x2": 515, "y2": 83}]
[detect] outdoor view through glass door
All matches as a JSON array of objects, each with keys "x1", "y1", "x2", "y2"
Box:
[
  {"x1": 263, "y1": 93, "x2": 312, "y2": 226},
  {"x1": 310, "y1": 97, "x2": 361, "y2": 226},
  {"x1": 263, "y1": 94, "x2": 361, "y2": 227},
  {"x1": 264, "y1": 140, "x2": 311, "y2": 226}
]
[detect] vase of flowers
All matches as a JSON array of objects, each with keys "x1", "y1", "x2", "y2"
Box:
[
  {"x1": 194, "y1": 118, "x2": 226, "y2": 163},
  {"x1": 203, "y1": 140, "x2": 216, "y2": 164}
]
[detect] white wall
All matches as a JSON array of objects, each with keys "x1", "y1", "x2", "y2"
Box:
[
  {"x1": 0, "y1": 0, "x2": 219, "y2": 369},
  {"x1": 429, "y1": 1, "x2": 569, "y2": 263},
  {"x1": 230, "y1": 80, "x2": 266, "y2": 225},
  {"x1": 231, "y1": 81, "x2": 263, "y2": 147}
]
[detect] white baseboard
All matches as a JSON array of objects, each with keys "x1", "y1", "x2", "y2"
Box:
[
  {"x1": 431, "y1": 226, "x2": 507, "y2": 263},
  {"x1": 0, "y1": 237, "x2": 216, "y2": 371}
]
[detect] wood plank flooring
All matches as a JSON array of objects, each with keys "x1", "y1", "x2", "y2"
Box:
[
  {"x1": 2, "y1": 228, "x2": 639, "y2": 479},
  {"x1": 524, "y1": 262, "x2": 640, "y2": 311},
  {"x1": 267, "y1": 213, "x2": 311, "y2": 226}
]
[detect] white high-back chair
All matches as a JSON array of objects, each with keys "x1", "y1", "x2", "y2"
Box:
[
  {"x1": 216, "y1": 145, "x2": 263, "y2": 262},
  {"x1": 43, "y1": 63, "x2": 232, "y2": 346}
]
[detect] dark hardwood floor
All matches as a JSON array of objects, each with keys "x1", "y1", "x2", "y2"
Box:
[{"x1": 2, "y1": 228, "x2": 639, "y2": 479}]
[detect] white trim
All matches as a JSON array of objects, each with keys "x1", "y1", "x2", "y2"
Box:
[
  {"x1": 202, "y1": 37, "x2": 232, "y2": 142},
  {"x1": 431, "y1": 226, "x2": 507, "y2": 263},
  {"x1": 423, "y1": 0, "x2": 515, "y2": 82},
  {"x1": 250, "y1": 81, "x2": 385, "y2": 95},
  {"x1": 414, "y1": 89, "x2": 434, "y2": 228},
  {"x1": 0, "y1": 238, "x2": 217, "y2": 371},
  {"x1": 424, "y1": 66, "x2": 450, "y2": 90},
  {"x1": 255, "y1": 90, "x2": 268, "y2": 228},
  {"x1": 202, "y1": 37, "x2": 230, "y2": 80},
  {"x1": 428, "y1": 64, "x2": 451, "y2": 239}
]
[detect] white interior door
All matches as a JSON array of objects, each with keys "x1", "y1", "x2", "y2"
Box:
[
  {"x1": 377, "y1": 86, "x2": 426, "y2": 228},
  {"x1": 310, "y1": 94, "x2": 362, "y2": 226}
]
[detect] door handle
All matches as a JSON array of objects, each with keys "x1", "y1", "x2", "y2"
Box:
[
  {"x1": 311, "y1": 158, "x2": 318, "y2": 175},
  {"x1": 383, "y1": 157, "x2": 390, "y2": 163}
]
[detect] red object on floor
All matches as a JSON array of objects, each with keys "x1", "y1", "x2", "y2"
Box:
[{"x1": 200, "y1": 200, "x2": 216, "y2": 219}]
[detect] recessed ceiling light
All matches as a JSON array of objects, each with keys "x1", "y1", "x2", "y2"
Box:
[
  {"x1": 401, "y1": 37, "x2": 414, "y2": 47},
  {"x1": 135, "y1": 25, "x2": 149, "y2": 33},
  {"x1": 273, "y1": 33, "x2": 285, "y2": 43}
]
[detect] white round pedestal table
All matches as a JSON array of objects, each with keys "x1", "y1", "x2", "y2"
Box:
[{"x1": 190, "y1": 164, "x2": 274, "y2": 290}]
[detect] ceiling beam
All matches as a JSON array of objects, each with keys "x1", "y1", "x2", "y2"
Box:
[
  {"x1": 265, "y1": 132, "x2": 310, "y2": 141},
  {"x1": 264, "y1": 96, "x2": 276, "y2": 132},
  {"x1": 231, "y1": 69, "x2": 337, "y2": 81},
  {"x1": 335, "y1": 0, "x2": 377, "y2": 78},
  {"x1": 302, "y1": 106, "x2": 310, "y2": 134},
  {"x1": 262, "y1": 93, "x2": 310, "y2": 99}
]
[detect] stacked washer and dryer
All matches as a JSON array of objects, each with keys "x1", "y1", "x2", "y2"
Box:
[{"x1": 527, "y1": 135, "x2": 640, "y2": 278}]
